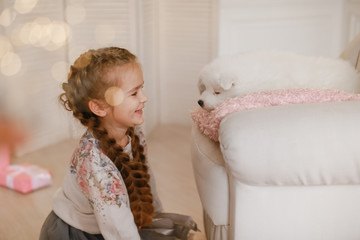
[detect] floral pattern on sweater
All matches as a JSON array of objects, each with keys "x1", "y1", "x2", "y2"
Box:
[{"x1": 70, "y1": 130, "x2": 139, "y2": 212}]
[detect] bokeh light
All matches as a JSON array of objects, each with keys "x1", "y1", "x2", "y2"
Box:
[
  {"x1": 0, "y1": 8, "x2": 17, "y2": 27},
  {"x1": 1, "y1": 51, "x2": 22, "y2": 76},
  {"x1": 19, "y1": 22, "x2": 32, "y2": 44},
  {"x1": 31, "y1": 17, "x2": 51, "y2": 47},
  {"x1": 14, "y1": 0, "x2": 39, "y2": 14},
  {"x1": 47, "y1": 21, "x2": 70, "y2": 50},
  {"x1": 94, "y1": 24, "x2": 116, "y2": 45},
  {"x1": 10, "y1": 26, "x2": 25, "y2": 47},
  {"x1": 27, "y1": 21, "x2": 45, "y2": 46},
  {"x1": 18, "y1": 18, "x2": 70, "y2": 51},
  {"x1": 51, "y1": 61, "x2": 69, "y2": 83},
  {"x1": 0, "y1": 36, "x2": 13, "y2": 58},
  {"x1": 65, "y1": 4, "x2": 86, "y2": 25},
  {"x1": 105, "y1": 87, "x2": 124, "y2": 106}
]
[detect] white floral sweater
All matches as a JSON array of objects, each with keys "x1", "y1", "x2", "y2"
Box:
[{"x1": 53, "y1": 127, "x2": 163, "y2": 240}]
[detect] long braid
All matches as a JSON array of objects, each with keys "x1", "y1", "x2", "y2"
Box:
[
  {"x1": 93, "y1": 127, "x2": 154, "y2": 226},
  {"x1": 59, "y1": 47, "x2": 154, "y2": 227}
]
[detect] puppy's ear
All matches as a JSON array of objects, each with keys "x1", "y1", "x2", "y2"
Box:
[
  {"x1": 219, "y1": 73, "x2": 237, "y2": 90},
  {"x1": 198, "y1": 78, "x2": 206, "y2": 94}
]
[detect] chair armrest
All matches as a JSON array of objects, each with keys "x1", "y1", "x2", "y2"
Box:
[
  {"x1": 191, "y1": 125, "x2": 229, "y2": 225},
  {"x1": 219, "y1": 101, "x2": 360, "y2": 186}
]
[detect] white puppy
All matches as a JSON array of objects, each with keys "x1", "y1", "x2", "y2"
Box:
[{"x1": 197, "y1": 51, "x2": 360, "y2": 111}]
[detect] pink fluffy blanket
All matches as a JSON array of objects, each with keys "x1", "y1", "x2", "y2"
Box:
[{"x1": 191, "y1": 89, "x2": 360, "y2": 142}]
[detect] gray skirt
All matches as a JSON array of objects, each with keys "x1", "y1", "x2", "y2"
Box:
[
  {"x1": 39, "y1": 211, "x2": 104, "y2": 240},
  {"x1": 40, "y1": 211, "x2": 198, "y2": 240}
]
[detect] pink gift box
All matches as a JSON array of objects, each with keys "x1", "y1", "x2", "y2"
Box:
[
  {"x1": 0, "y1": 163, "x2": 52, "y2": 194},
  {"x1": 0, "y1": 145, "x2": 10, "y2": 170}
]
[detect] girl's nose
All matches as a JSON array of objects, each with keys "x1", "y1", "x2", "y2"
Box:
[{"x1": 139, "y1": 89, "x2": 147, "y2": 103}]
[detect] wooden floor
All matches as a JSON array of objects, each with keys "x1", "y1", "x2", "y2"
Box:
[{"x1": 0, "y1": 124, "x2": 206, "y2": 240}]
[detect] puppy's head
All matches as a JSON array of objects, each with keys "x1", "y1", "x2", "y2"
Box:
[{"x1": 197, "y1": 70, "x2": 238, "y2": 111}]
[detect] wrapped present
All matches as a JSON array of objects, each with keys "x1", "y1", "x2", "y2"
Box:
[
  {"x1": 0, "y1": 163, "x2": 52, "y2": 194},
  {"x1": 0, "y1": 145, "x2": 10, "y2": 170}
]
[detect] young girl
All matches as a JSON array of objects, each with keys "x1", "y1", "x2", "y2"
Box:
[{"x1": 39, "y1": 47, "x2": 197, "y2": 240}]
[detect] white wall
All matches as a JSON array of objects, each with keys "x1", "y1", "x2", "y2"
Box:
[{"x1": 218, "y1": 0, "x2": 346, "y2": 57}]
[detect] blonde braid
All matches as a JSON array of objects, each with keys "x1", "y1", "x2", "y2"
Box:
[{"x1": 59, "y1": 47, "x2": 154, "y2": 227}]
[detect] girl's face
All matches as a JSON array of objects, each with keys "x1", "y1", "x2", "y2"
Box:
[{"x1": 102, "y1": 63, "x2": 147, "y2": 133}]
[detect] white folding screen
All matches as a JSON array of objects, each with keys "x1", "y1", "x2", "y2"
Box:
[
  {"x1": 157, "y1": 0, "x2": 215, "y2": 125},
  {"x1": 138, "y1": 0, "x2": 159, "y2": 134},
  {"x1": 0, "y1": 0, "x2": 70, "y2": 155},
  {"x1": 65, "y1": 0, "x2": 138, "y2": 63},
  {"x1": 0, "y1": 0, "x2": 141, "y2": 154}
]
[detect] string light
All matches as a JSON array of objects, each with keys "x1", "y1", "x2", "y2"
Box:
[{"x1": 0, "y1": 36, "x2": 13, "y2": 58}]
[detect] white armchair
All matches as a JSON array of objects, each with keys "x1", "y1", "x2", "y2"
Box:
[
  {"x1": 191, "y1": 36, "x2": 360, "y2": 240},
  {"x1": 191, "y1": 100, "x2": 360, "y2": 240}
]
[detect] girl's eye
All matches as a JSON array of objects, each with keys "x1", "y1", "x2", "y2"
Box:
[
  {"x1": 131, "y1": 92, "x2": 137, "y2": 96},
  {"x1": 214, "y1": 91, "x2": 220, "y2": 95}
]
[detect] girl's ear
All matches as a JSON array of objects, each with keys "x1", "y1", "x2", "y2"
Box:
[{"x1": 88, "y1": 100, "x2": 108, "y2": 117}]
